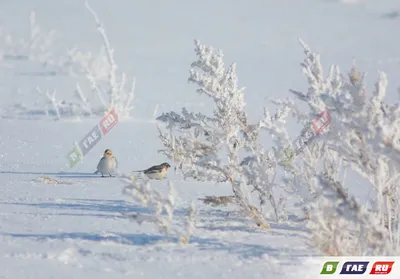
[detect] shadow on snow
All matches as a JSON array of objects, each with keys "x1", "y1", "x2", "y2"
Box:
[
  {"x1": 0, "y1": 198, "x2": 144, "y2": 214},
  {"x1": 0, "y1": 170, "x2": 112, "y2": 178},
  {"x1": 0, "y1": 198, "x2": 188, "y2": 219},
  {"x1": 2, "y1": 231, "x2": 310, "y2": 259}
]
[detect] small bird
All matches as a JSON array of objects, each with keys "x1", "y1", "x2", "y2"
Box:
[
  {"x1": 94, "y1": 149, "x2": 118, "y2": 177},
  {"x1": 132, "y1": 162, "x2": 171, "y2": 180}
]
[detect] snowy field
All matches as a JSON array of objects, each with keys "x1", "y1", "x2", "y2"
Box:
[
  {"x1": 0, "y1": 0, "x2": 399, "y2": 278},
  {"x1": 0, "y1": 120, "x2": 314, "y2": 279}
]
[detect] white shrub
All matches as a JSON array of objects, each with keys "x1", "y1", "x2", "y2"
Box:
[
  {"x1": 122, "y1": 175, "x2": 196, "y2": 244},
  {"x1": 74, "y1": 1, "x2": 136, "y2": 118},
  {"x1": 286, "y1": 39, "x2": 400, "y2": 255},
  {"x1": 157, "y1": 40, "x2": 300, "y2": 229},
  {"x1": 0, "y1": 2, "x2": 136, "y2": 119},
  {"x1": 0, "y1": 11, "x2": 65, "y2": 74},
  {"x1": 156, "y1": 38, "x2": 400, "y2": 256}
]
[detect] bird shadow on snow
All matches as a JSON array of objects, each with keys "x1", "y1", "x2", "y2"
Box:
[{"x1": 0, "y1": 170, "x2": 109, "y2": 178}]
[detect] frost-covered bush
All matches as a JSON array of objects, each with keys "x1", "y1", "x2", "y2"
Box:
[
  {"x1": 68, "y1": 1, "x2": 136, "y2": 118},
  {"x1": 41, "y1": 1, "x2": 136, "y2": 119},
  {"x1": 284, "y1": 39, "x2": 400, "y2": 255},
  {"x1": 0, "y1": 11, "x2": 68, "y2": 75},
  {"x1": 122, "y1": 175, "x2": 196, "y2": 244},
  {"x1": 157, "y1": 40, "x2": 299, "y2": 229},
  {"x1": 156, "y1": 38, "x2": 400, "y2": 255},
  {"x1": 0, "y1": 2, "x2": 135, "y2": 119}
]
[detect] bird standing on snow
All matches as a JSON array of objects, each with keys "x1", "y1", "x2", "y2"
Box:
[
  {"x1": 132, "y1": 162, "x2": 171, "y2": 180},
  {"x1": 94, "y1": 149, "x2": 118, "y2": 177}
]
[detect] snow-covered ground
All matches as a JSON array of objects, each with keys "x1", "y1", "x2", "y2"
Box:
[
  {"x1": 0, "y1": 120, "x2": 315, "y2": 278},
  {"x1": 0, "y1": 0, "x2": 399, "y2": 278}
]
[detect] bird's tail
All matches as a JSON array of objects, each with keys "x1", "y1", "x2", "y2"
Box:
[
  {"x1": 93, "y1": 170, "x2": 100, "y2": 174},
  {"x1": 131, "y1": 170, "x2": 144, "y2": 173}
]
